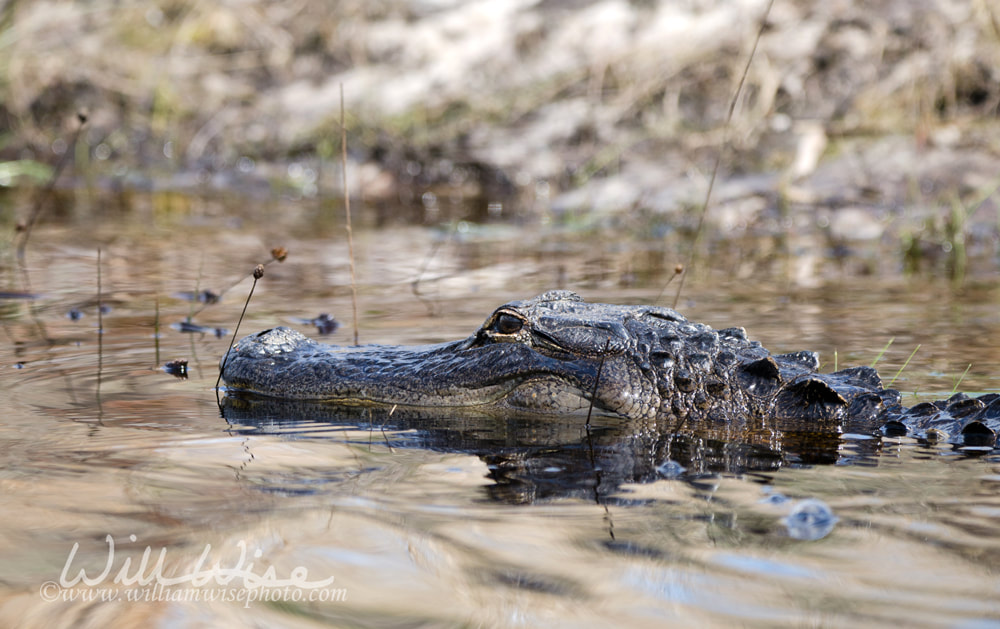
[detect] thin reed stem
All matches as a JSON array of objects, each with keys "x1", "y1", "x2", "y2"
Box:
[
  {"x1": 154, "y1": 295, "x2": 161, "y2": 366},
  {"x1": 585, "y1": 339, "x2": 612, "y2": 429},
  {"x1": 583, "y1": 339, "x2": 615, "y2": 536},
  {"x1": 341, "y1": 83, "x2": 360, "y2": 346},
  {"x1": 216, "y1": 265, "x2": 265, "y2": 401},
  {"x1": 96, "y1": 247, "x2": 104, "y2": 417},
  {"x1": 870, "y1": 338, "x2": 894, "y2": 368},
  {"x1": 16, "y1": 113, "x2": 87, "y2": 261},
  {"x1": 668, "y1": 0, "x2": 774, "y2": 308},
  {"x1": 952, "y1": 364, "x2": 972, "y2": 394},
  {"x1": 97, "y1": 248, "x2": 103, "y2": 335},
  {"x1": 889, "y1": 344, "x2": 920, "y2": 387}
]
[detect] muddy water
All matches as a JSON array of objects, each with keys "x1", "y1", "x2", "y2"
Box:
[{"x1": 1, "y1": 192, "x2": 999, "y2": 627}]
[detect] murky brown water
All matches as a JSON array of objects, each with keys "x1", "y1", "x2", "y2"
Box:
[{"x1": 1, "y1": 191, "x2": 999, "y2": 627}]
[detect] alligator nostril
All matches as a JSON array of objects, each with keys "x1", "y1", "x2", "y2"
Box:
[{"x1": 256, "y1": 328, "x2": 273, "y2": 338}]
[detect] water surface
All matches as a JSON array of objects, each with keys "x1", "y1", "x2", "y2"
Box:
[{"x1": 1, "y1": 191, "x2": 999, "y2": 627}]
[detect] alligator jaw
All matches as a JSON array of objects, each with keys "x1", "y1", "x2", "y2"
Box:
[{"x1": 220, "y1": 326, "x2": 625, "y2": 415}]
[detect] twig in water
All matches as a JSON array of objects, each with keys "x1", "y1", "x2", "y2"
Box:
[
  {"x1": 97, "y1": 248, "x2": 103, "y2": 336},
  {"x1": 668, "y1": 0, "x2": 774, "y2": 308},
  {"x1": 584, "y1": 339, "x2": 615, "y2": 538},
  {"x1": 585, "y1": 339, "x2": 612, "y2": 430},
  {"x1": 216, "y1": 264, "x2": 265, "y2": 403},
  {"x1": 889, "y1": 344, "x2": 920, "y2": 388},
  {"x1": 188, "y1": 253, "x2": 206, "y2": 324},
  {"x1": 154, "y1": 295, "x2": 161, "y2": 366},
  {"x1": 16, "y1": 113, "x2": 88, "y2": 261},
  {"x1": 341, "y1": 83, "x2": 360, "y2": 346},
  {"x1": 370, "y1": 405, "x2": 396, "y2": 453},
  {"x1": 96, "y1": 247, "x2": 104, "y2": 420}
]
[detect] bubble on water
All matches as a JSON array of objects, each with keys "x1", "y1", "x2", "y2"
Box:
[
  {"x1": 783, "y1": 498, "x2": 838, "y2": 541},
  {"x1": 655, "y1": 459, "x2": 685, "y2": 478}
]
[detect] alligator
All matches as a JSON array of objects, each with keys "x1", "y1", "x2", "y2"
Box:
[{"x1": 220, "y1": 290, "x2": 999, "y2": 450}]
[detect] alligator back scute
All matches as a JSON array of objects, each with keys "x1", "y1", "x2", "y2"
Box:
[
  {"x1": 945, "y1": 394, "x2": 999, "y2": 447},
  {"x1": 773, "y1": 377, "x2": 848, "y2": 420},
  {"x1": 943, "y1": 394, "x2": 985, "y2": 419},
  {"x1": 889, "y1": 393, "x2": 999, "y2": 446},
  {"x1": 737, "y1": 357, "x2": 782, "y2": 398},
  {"x1": 961, "y1": 420, "x2": 995, "y2": 445},
  {"x1": 717, "y1": 326, "x2": 747, "y2": 339},
  {"x1": 981, "y1": 393, "x2": 1000, "y2": 412},
  {"x1": 689, "y1": 329, "x2": 721, "y2": 354},
  {"x1": 829, "y1": 365, "x2": 884, "y2": 390},
  {"x1": 672, "y1": 367, "x2": 696, "y2": 393},
  {"x1": 846, "y1": 391, "x2": 897, "y2": 424},
  {"x1": 772, "y1": 351, "x2": 821, "y2": 372},
  {"x1": 904, "y1": 401, "x2": 940, "y2": 417},
  {"x1": 968, "y1": 397, "x2": 1000, "y2": 446}
]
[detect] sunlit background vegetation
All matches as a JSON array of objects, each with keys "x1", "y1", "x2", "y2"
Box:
[{"x1": 1, "y1": 0, "x2": 999, "y2": 278}]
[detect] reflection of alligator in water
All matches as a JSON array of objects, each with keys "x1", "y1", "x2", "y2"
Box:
[
  {"x1": 221, "y1": 290, "x2": 999, "y2": 450},
  {"x1": 222, "y1": 398, "x2": 874, "y2": 505}
]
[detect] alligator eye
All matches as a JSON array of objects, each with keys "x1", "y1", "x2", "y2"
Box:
[{"x1": 493, "y1": 313, "x2": 524, "y2": 335}]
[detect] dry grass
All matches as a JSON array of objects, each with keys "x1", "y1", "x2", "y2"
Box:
[
  {"x1": 1, "y1": 1, "x2": 996, "y2": 173},
  {"x1": 1, "y1": 0, "x2": 998, "y2": 282}
]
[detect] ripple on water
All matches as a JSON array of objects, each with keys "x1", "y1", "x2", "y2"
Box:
[{"x1": 2, "y1": 221, "x2": 1000, "y2": 627}]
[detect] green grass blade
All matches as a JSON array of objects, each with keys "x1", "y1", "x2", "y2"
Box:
[
  {"x1": 951, "y1": 363, "x2": 972, "y2": 394},
  {"x1": 888, "y1": 344, "x2": 920, "y2": 388},
  {"x1": 870, "y1": 338, "x2": 894, "y2": 368}
]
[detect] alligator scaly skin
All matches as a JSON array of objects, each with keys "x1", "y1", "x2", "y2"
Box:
[{"x1": 221, "y1": 291, "x2": 999, "y2": 448}]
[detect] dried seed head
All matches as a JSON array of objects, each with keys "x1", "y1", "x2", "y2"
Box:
[
  {"x1": 271, "y1": 247, "x2": 288, "y2": 262},
  {"x1": 253, "y1": 264, "x2": 265, "y2": 279}
]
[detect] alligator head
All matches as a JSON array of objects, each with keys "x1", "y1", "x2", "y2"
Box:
[
  {"x1": 220, "y1": 290, "x2": 883, "y2": 422},
  {"x1": 222, "y1": 290, "x2": 660, "y2": 417}
]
